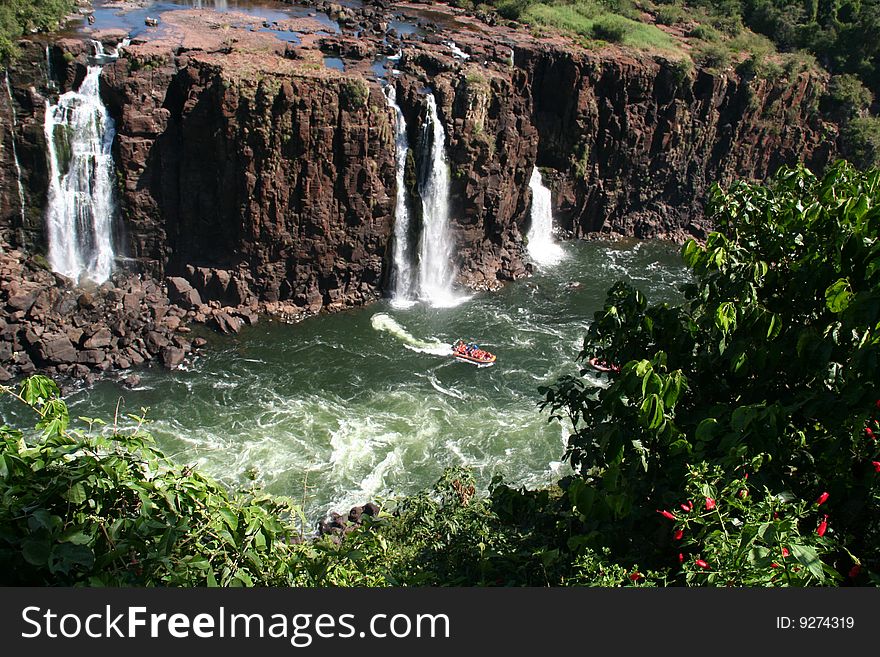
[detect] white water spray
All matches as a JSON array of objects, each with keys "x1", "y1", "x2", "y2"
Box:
[
  {"x1": 4, "y1": 72, "x2": 27, "y2": 227},
  {"x1": 44, "y1": 42, "x2": 117, "y2": 283},
  {"x1": 417, "y1": 93, "x2": 463, "y2": 307},
  {"x1": 384, "y1": 86, "x2": 414, "y2": 306},
  {"x1": 526, "y1": 167, "x2": 564, "y2": 267},
  {"x1": 370, "y1": 313, "x2": 451, "y2": 355}
]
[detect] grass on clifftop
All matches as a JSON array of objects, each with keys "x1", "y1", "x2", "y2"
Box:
[{"x1": 522, "y1": 1, "x2": 685, "y2": 56}]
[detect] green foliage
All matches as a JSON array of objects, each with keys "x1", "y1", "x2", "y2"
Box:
[
  {"x1": 340, "y1": 79, "x2": 369, "y2": 110},
  {"x1": 541, "y1": 162, "x2": 880, "y2": 582},
  {"x1": 842, "y1": 117, "x2": 880, "y2": 169},
  {"x1": 591, "y1": 15, "x2": 628, "y2": 42},
  {"x1": 0, "y1": 377, "x2": 307, "y2": 585},
  {"x1": 822, "y1": 74, "x2": 874, "y2": 123},
  {"x1": 0, "y1": 0, "x2": 73, "y2": 63},
  {"x1": 693, "y1": 42, "x2": 731, "y2": 70}
]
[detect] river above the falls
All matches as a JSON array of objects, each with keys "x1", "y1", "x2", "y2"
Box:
[{"x1": 2, "y1": 239, "x2": 689, "y2": 519}]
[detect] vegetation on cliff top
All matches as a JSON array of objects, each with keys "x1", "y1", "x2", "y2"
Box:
[
  {"x1": 2, "y1": 161, "x2": 878, "y2": 586},
  {"x1": 0, "y1": 0, "x2": 73, "y2": 63},
  {"x1": 466, "y1": 0, "x2": 880, "y2": 165}
]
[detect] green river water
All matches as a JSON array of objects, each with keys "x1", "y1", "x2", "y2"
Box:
[{"x1": 2, "y1": 239, "x2": 689, "y2": 518}]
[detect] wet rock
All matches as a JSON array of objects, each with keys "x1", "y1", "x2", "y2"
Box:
[
  {"x1": 213, "y1": 311, "x2": 242, "y2": 335},
  {"x1": 160, "y1": 345, "x2": 186, "y2": 369},
  {"x1": 145, "y1": 330, "x2": 171, "y2": 353}
]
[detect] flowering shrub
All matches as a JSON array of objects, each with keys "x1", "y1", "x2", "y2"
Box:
[{"x1": 668, "y1": 463, "x2": 845, "y2": 586}]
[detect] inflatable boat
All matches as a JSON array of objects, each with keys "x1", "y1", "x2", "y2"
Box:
[{"x1": 452, "y1": 340, "x2": 496, "y2": 366}]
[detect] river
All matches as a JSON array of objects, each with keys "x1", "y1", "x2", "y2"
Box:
[{"x1": 1, "y1": 239, "x2": 689, "y2": 519}]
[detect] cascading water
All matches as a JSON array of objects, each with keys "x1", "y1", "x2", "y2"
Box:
[
  {"x1": 384, "y1": 85, "x2": 414, "y2": 306},
  {"x1": 417, "y1": 92, "x2": 461, "y2": 307},
  {"x1": 4, "y1": 71, "x2": 27, "y2": 226},
  {"x1": 44, "y1": 46, "x2": 57, "y2": 91},
  {"x1": 526, "y1": 167, "x2": 565, "y2": 267},
  {"x1": 44, "y1": 42, "x2": 117, "y2": 283}
]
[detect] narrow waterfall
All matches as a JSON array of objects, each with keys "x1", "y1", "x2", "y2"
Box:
[
  {"x1": 417, "y1": 92, "x2": 459, "y2": 307},
  {"x1": 526, "y1": 167, "x2": 564, "y2": 267},
  {"x1": 384, "y1": 85, "x2": 414, "y2": 306},
  {"x1": 44, "y1": 43, "x2": 117, "y2": 283},
  {"x1": 45, "y1": 46, "x2": 57, "y2": 91},
  {"x1": 4, "y1": 72, "x2": 27, "y2": 226}
]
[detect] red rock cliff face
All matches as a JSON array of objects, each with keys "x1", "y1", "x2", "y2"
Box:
[
  {"x1": 514, "y1": 43, "x2": 834, "y2": 239},
  {"x1": 0, "y1": 29, "x2": 836, "y2": 315},
  {"x1": 101, "y1": 51, "x2": 397, "y2": 313}
]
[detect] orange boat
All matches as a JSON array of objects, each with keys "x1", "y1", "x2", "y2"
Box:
[{"x1": 452, "y1": 339, "x2": 496, "y2": 366}]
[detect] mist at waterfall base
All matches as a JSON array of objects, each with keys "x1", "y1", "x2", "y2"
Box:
[{"x1": 19, "y1": 241, "x2": 689, "y2": 519}]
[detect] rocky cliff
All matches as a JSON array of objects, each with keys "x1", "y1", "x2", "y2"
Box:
[{"x1": 0, "y1": 2, "x2": 838, "y2": 380}]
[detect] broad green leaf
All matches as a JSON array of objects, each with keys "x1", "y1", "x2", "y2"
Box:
[
  {"x1": 715, "y1": 302, "x2": 737, "y2": 334},
  {"x1": 22, "y1": 539, "x2": 51, "y2": 566},
  {"x1": 824, "y1": 278, "x2": 852, "y2": 313},
  {"x1": 695, "y1": 418, "x2": 718, "y2": 442},
  {"x1": 790, "y1": 544, "x2": 825, "y2": 582}
]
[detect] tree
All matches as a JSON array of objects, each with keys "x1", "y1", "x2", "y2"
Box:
[{"x1": 541, "y1": 162, "x2": 880, "y2": 580}]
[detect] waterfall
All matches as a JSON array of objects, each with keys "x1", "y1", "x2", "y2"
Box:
[
  {"x1": 526, "y1": 167, "x2": 564, "y2": 267},
  {"x1": 4, "y1": 71, "x2": 27, "y2": 226},
  {"x1": 45, "y1": 46, "x2": 57, "y2": 91},
  {"x1": 417, "y1": 92, "x2": 461, "y2": 307},
  {"x1": 44, "y1": 42, "x2": 117, "y2": 284},
  {"x1": 384, "y1": 85, "x2": 415, "y2": 306}
]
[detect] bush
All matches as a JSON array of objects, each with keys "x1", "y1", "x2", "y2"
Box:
[
  {"x1": 656, "y1": 4, "x2": 685, "y2": 26},
  {"x1": 592, "y1": 15, "x2": 628, "y2": 42},
  {"x1": 0, "y1": 0, "x2": 73, "y2": 62},
  {"x1": 541, "y1": 162, "x2": 880, "y2": 582},
  {"x1": 495, "y1": 0, "x2": 531, "y2": 21},
  {"x1": 340, "y1": 79, "x2": 369, "y2": 110},
  {"x1": 694, "y1": 42, "x2": 731, "y2": 69},
  {"x1": 841, "y1": 117, "x2": 880, "y2": 169},
  {"x1": 822, "y1": 73, "x2": 874, "y2": 123}
]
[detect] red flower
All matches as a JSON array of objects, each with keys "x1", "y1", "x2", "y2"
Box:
[
  {"x1": 876, "y1": 399, "x2": 880, "y2": 409},
  {"x1": 738, "y1": 489, "x2": 748, "y2": 499},
  {"x1": 867, "y1": 427, "x2": 876, "y2": 440},
  {"x1": 771, "y1": 562, "x2": 780, "y2": 569},
  {"x1": 657, "y1": 509, "x2": 676, "y2": 521},
  {"x1": 781, "y1": 547, "x2": 790, "y2": 558},
  {"x1": 816, "y1": 491, "x2": 829, "y2": 505},
  {"x1": 674, "y1": 529, "x2": 683, "y2": 540},
  {"x1": 743, "y1": 473, "x2": 749, "y2": 480},
  {"x1": 695, "y1": 559, "x2": 710, "y2": 569},
  {"x1": 817, "y1": 515, "x2": 828, "y2": 537},
  {"x1": 849, "y1": 564, "x2": 861, "y2": 579},
  {"x1": 872, "y1": 461, "x2": 880, "y2": 473},
  {"x1": 630, "y1": 571, "x2": 642, "y2": 581},
  {"x1": 680, "y1": 500, "x2": 694, "y2": 512},
  {"x1": 705, "y1": 497, "x2": 716, "y2": 511},
  {"x1": 678, "y1": 553, "x2": 684, "y2": 564}
]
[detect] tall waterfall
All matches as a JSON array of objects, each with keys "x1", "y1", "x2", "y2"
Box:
[
  {"x1": 44, "y1": 42, "x2": 117, "y2": 283},
  {"x1": 526, "y1": 167, "x2": 564, "y2": 267},
  {"x1": 417, "y1": 92, "x2": 460, "y2": 307},
  {"x1": 384, "y1": 85, "x2": 414, "y2": 306},
  {"x1": 4, "y1": 72, "x2": 27, "y2": 226}
]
